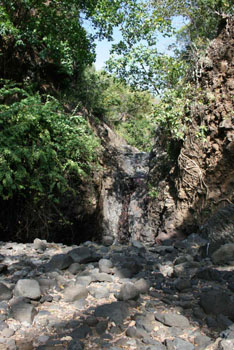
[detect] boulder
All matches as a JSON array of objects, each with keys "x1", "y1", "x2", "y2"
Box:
[
  {"x1": 45, "y1": 253, "x2": 73, "y2": 271},
  {"x1": 14, "y1": 279, "x2": 41, "y2": 300},
  {"x1": 155, "y1": 312, "x2": 190, "y2": 329},
  {"x1": 200, "y1": 289, "x2": 234, "y2": 320},
  {"x1": 68, "y1": 247, "x2": 99, "y2": 264},
  {"x1": 10, "y1": 298, "x2": 37, "y2": 324},
  {"x1": 211, "y1": 244, "x2": 234, "y2": 265}
]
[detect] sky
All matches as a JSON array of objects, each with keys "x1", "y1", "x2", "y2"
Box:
[{"x1": 90, "y1": 16, "x2": 187, "y2": 71}]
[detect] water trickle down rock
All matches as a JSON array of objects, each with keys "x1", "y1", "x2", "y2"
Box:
[{"x1": 100, "y1": 130, "x2": 153, "y2": 243}]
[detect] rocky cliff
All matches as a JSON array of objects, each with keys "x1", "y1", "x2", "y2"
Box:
[{"x1": 148, "y1": 17, "x2": 234, "y2": 243}]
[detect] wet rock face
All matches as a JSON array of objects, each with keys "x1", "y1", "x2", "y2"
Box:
[{"x1": 100, "y1": 137, "x2": 153, "y2": 243}]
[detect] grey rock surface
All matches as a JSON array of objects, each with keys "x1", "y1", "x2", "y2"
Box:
[
  {"x1": 116, "y1": 282, "x2": 140, "y2": 301},
  {"x1": 155, "y1": 312, "x2": 190, "y2": 328},
  {"x1": 14, "y1": 279, "x2": 41, "y2": 300},
  {"x1": 0, "y1": 283, "x2": 12, "y2": 301},
  {"x1": 63, "y1": 285, "x2": 88, "y2": 302}
]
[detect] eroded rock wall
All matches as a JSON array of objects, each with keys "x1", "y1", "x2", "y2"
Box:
[
  {"x1": 149, "y1": 17, "x2": 234, "y2": 242},
  {"x1": 95, "y1": 123, "x2": 153, "y2": 243}
]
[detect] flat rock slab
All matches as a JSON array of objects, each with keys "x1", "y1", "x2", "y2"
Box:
[
  {"x1": 165, "y1": 338, "x2": 194, "y2": 350},
  {"x1": 155, "y1": 312, "x2": 191, "y2": 329}
]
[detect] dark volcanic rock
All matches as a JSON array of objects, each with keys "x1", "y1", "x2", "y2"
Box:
[
  {"x1": 201, "y1": 205, "x2": 234, "y2": 245},
  {"x1": 200, "y1": 289, "x2": 234, "y2": 320},
  {"x1": 45, "y1": 253, "x2": 73, "y2": 271},
  {"x1": 196, "y1": 268, "x2": 222, "y2": 281},
  {"x1": 94, "y1": 302, "x2": 129, "y2": 324},
  {"x1": 69, "y1": 247, "x2": 99, "y2": 264},
  {"x1": 68, "y1": 339, "x2": 84, "y2": 350}
]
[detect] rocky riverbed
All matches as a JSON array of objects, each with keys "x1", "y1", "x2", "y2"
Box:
[{"x1": 0, "y1": 235, "x2": 234, "y2": 350}]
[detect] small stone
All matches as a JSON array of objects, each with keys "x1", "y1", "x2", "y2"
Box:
[
  {"x1": 158, "y1": 264, "x2": 174, "y2": 277},
  {"x1": 165, "y1": 338, "x2": 194, "y2": 350},
  {"x1": 68, "y1": 263, "x2": 82, "y2": 275},
  {"x1": 71, "y1": 324, "x2": 91, "y2": 339},
  {"x1": 85, "y1": 316, "x2": 98, "y2": 327},
  {"x1": 37, "y1": 335, "x2": 50, "y2": 344},
  {"x1": 135, "y1": 313, "x2": 156, "y2": 332},
  {"x1": 10, "y1": 298, "x2": 37, "y2": 324},
  {"x1": 96, "y1": 320, "x2": 108, "y2": 335},
  {"x1": 116, "y1": 283, "x2": 139, "y2": 301},
  {"x1": 0, "y1": 283, "x2": 12, "y2": 301},
  {"x1": 135, "y1": 278, "x2": 150, "y2": 294},
  {"x1": 175, "y1": 278, "x2": 192, "y2": 291},
  {"x1": 63, "y1": 285, "x2": 88, "y2": 302},
  {"x1": 68, "y1": 339, "x2": 84, "y2": 350},
  {"x1": 155, "y1": 312, "x2": 190, "y2": 329},
  {"x1": 91, "y1": 272, "x2": 113, "y2": 283},
  {"x1": 126, "y1": 326, "x2": 148, "y2": 339},
  {"x1": 94, "y1": 302, "x2": 129, "y2": 324},
  {"x1": 45, "y1": 253, "x2": 73, "y2": 271},
  {"x1": 99, "y1": 259, "x2": 113, "y2": 273},
  {"x1": 33, "y1": 238, "x2": 47, "y2": 251},
  {"x1": 88, "y1": 286, "x2": 110, "y2": 299},
  {"x1": 69, "y1": 247, "x2": 97, "y2": 264},
  {"x1": 73, "y1": 299, "x2": 88, "y2": 309},
  {"x1": 102, "y1": 236, "x2": 114, "y2": 246},
  {"x1": 0, "y1": 321, "x2": 8, "y2": 331},
  {"x1": 194, "y1": 335, "x2": 212, "y2": 348},
  {"x1": 40, "y1": 295, "x2": 53, "y2": 303},
  {"x1": 131, "y1": 241, "x2": 144, "y2": 249},
  {"x1": 75, "y1": 275, "x2": 92, "y2": 286}
]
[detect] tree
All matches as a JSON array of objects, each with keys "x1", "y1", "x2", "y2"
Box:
[{"x1": 105, "y1": 0, "x2": 233, "y2": 93}]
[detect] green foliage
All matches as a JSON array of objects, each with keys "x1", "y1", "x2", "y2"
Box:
[
  {"x1": 0, "y1": 0, "x2": 98, "y2": 76},
  {"x1": 0, "y1": 82, "x2": 99, "y2": 201},
  {"x1": 153, "y1": 84, "x2": 192, "y2": 141},
  {"x1": 75, "y1": 67, "x2": 155, "y2": 151},
  {"x1": 148, "y1": 184, "x2": 159, "y2": 199}
]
